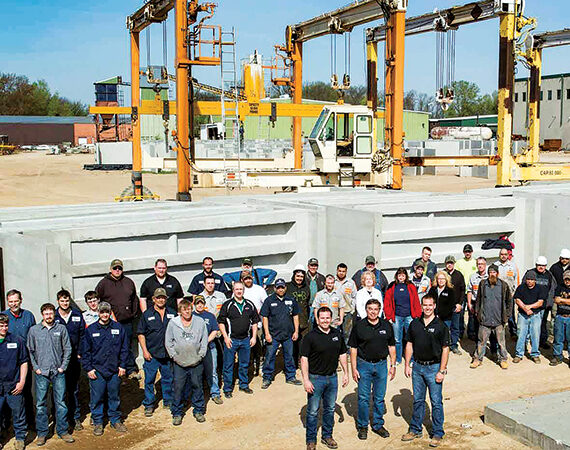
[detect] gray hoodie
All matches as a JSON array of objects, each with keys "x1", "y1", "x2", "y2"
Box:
[{"x1": 165, "y1": 315, "x2": 208, "y2": 367}]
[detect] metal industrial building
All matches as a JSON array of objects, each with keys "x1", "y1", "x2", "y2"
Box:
[{"x1": 0, "y1": 116, "x2": 96, "y2": 146}]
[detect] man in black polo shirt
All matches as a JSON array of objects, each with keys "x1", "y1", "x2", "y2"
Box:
[
  {"x1": 137, "y1": 288, "x2": 177, "y2": 416},
  {"x1": 551, "y1": 270, "x2": 570, "y2": 366},
  {"x1": 349, "y1": 298, "x2": 396, "y2": 441},
  {"x1": 402, "y1": 294, "x2": 450, "y2": 448},
  {"x1": 300, "y1": 307, "x2": 349, "y2": 450},
  {"x1": 140, "y1": 259, "x2": 184, "y2": 312},
  {"x1": 217, "y1": 281, "x2": 259, "y2": 397}
]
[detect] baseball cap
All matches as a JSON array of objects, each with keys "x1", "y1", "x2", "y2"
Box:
[
  {"x1": 526, "y1": 271, "x2": 537, "y2": 280},
  {"x1": 275, "y1": 278, "x2": 286, "y2": 288},
  {"x1": 365, "y1": 255, "x2": 376, "y2": 264},
  {"x1": 153, "y1": 288, "x2": 167, "y2": 298},
  {"x1": 194, "y1": 294, "x2": 206, "y2": 304},
  {"x1": 293, "y1": 264, "x2": 306, "y2": 273},
  {"x1": 488, "y1": 264, "x2": 499, "y2": 274},
  {"x1": 560, "y1": 249, "x2": 570, "y2": 259},
  {"x1": 98, "y1": 301, "x2": 112, "y2": 312},
  {"x1": 110, "y1": 259, "x2": 123, "y2": 269},
  {"x1": 413, "y1": 261, "x2": 426, "y2": 270},
  {"x1": 463, "y1": 244, "x2": 473, "y2": 252},
  {"x1": 536, "y1": 256, "x2": 548, "y2": 266},
  {"x1": 563, "y1": 270, "x2": 570, "y2": 280},
  {"x1": 242, "y1": 258, "x2": 253, "y2": 266},
  {"x1": 307, "y1": 257, "x2": 319, "y2": 266},
  {"x1": 240, "y1": 270, "x2": 253, "y2": 280},
  {"x1": 445, "y1": 255, "x2": 456, "y2": 264}
]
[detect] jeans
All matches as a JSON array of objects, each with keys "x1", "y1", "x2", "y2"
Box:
[
  {"x1": 143, "y1": 357, "x2": 173, "y2": 408},
  {"x1": 540, "y1": 307, "x2": 552, "y2": 345},
  {"x1": 171, "y1": 362, "x2": 205, "y2": 417},
  {"x1": 203, "y1": 346, "x2": 221, "y2": 397},
  {"x1": 516, "y1": 310, "x2": 544, "y2": 358},
  {"x1": 306, "y1": 374, "x2": 338, "y2": 444},
  {"x1": 65, "y1": 356, "x2": 81, "y2": 422},
  {"x1": 475, "y1": 324, "x2": 508, "y2": 361},
  {"x1": 223, "y1": 337, "x2": 251, "y2": 391},
  {"x1": 356, "y1": 358, "x2": 387, "y2": 429},
  {"x1": 443, "y1": 313, "x2": 461, "y2": 350},
  {"x1": 263, "y1": 338, "x2": 296, "y2": 381},
  {"x1": 35, "y1": 372, "x2": 68, "y2": 437},
  {"x1": 0, "y1": 392, "x2": 27, "y2": 440},
  {"x1": 553, "y1": 315, "x2": 570, "y2": 359},
  {"x1": 393, "y1": 315, "x2": 413, "y2": 363},
  {"x1": 89, "y1": 372, "x2": 122, "y2": 425},
  {"x1": 410, "y1": 363, "x2": 444, "y2": 438},
  {"x1": 120, "y1": 320, "x2": 139, "y2": 375}
]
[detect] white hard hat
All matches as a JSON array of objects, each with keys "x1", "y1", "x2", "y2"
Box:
[
  {"x1": 535, "y1": 256, "x2": 548, "y2": 266},
  {"x1": 293, "y1": 264, "x2": 306, "y2": 273},
  {"x1": 560, "y1": 249, "x2": 570, "y2": 259}
]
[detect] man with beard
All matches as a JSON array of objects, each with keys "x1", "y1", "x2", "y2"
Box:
[
  {"x1": 470, "y1": 265, "x2": 512, "y2": 370},
  {"x1": 550, "y1": 249, "x2": 570, "y2": 287},
  {"x1": 188, "y1": 256, "x2": 229, "y2": 296},
  {"x1": 287, "y1": 265, "x2": 311, "y2": 368}
]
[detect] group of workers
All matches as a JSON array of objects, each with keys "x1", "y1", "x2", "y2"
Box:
[{"x1": 0, "y1": 247, "x2": 569, "y2": 449}]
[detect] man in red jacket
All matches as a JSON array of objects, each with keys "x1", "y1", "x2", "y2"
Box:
[{"x1": 95, "y1": 259, "x2": 139, "y2": 377}]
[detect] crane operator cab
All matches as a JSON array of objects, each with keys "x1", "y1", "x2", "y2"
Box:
[{"x1": 308, "y1": 104, "x2": 374, "y2": 174}]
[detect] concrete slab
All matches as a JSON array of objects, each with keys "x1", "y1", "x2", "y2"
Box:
[{"x1": 485, "y1": 390, "x2": 570, "y2": 450}]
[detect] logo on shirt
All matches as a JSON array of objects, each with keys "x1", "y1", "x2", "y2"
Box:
[
  {"x1": 271, "y1": 303, "x2": 278, "y2": 307},
  {"x1": 379, "y1": 330, "x2": 387, "y2": 335},
  {"x1": 182, "y1": 331, "x2": 194, "y2": 341},
  {"x1": 428, "y1": 328, "x2": 435, "y2": 333},
  {"x1": 92, "y1": 333, "x2": 100, "y2": 337},
  {"x1": 72, "y1": 317, "x2": 81, "y2": 322},
  {"x1": 332, "y1": 336, "x2": 339, "y2": 341},
  {"x1": 54, "y1": 332, "x2": 61, "y2": 336},
  {"x1": 167, "y1": 314, "x2": 175, "y2": 319},
  {"x1": 148, "y1": 316, "x2": 156, "y2": 321},
  {"x1": 111, "y1": 329, "x2": 120, "y2": 335},
  {"x1": 7, "y1": 343, "x2": 17, "y2": 349}
]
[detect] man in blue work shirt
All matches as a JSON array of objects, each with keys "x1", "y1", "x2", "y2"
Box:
[
  {"x1": 54, "y1": 289, "x2": 86, "y2": 432},
  {"x1": 81, "y1": 301, "x2": 129, "y2": 436},
  {"x1": 188, "y1": 256, "x2": 229, "y2": 296},
  {"x1": 223, "y1": 258, "x2": 277, "y2": 288},
  {"x1": 193, "y1": 295, "x2": 223, "y2": 405},
  {"x1": 137, "y1": 288, "x2": 177, "y2": 417},
  {"x1": 260, "y1": 278, "x2": 302, "y2": 389},
  {"x1": 352, "y1": 256, "x2": 389, "y2": 294},
  {"x1": 27, "y1": 303, "x2": 73, "y2": 446},
  {"x1": 0, "y1": 313, "x2": 29, "y2": 450}
]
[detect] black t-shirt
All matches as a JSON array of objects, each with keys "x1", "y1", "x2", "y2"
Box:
[
  {"x1": 300, "y1": 326, "x2": 347, "y2": 376},
  {"x1": 514, "y1": 284, "x2": 546, "y2": 314},
  {"x1": 348, "y1": 317, "x2": 395, "y2": 362},
  {"x1": 554, "y1": 284, "x2": 570, "y2": 315},
  {"x1": 407, "y1": 316, "x2": 450, "y2": 363},
  {"x1": 140, "y1": 274, "x2": 184, "y2": 311}
]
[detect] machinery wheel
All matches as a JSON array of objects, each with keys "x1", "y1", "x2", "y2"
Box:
[{"x1": 117, "y1": 185, "x2": 157, "y2": 202}]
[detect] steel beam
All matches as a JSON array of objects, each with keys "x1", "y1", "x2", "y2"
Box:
[
  {"x1": 533, "y1": 28, "x2": 570, "y2": 49},
  {"x1": 367, "y1": 0, "x2": 496, "y2": 43},
  {"x1": 127, "y1": 0, "x2": 174, "y2": 33}
]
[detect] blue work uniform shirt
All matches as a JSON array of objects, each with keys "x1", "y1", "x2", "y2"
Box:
[
  {"x1": 188, "y1": 271, "x2": 229, "y2": 296},
  {"x1": 81, "y1": 321, "x2": 128, "y2": 378},
  {"x1": 0, "y1": 333, "x2": 29, "y2": 395},
  {"x1": 193, "y1": 310, "x2": 219, "y2": 349},
  {"x1": 2, "y1": 309, "x2": 36, "y2": 341},
  {"x1": 55, "y1": 308, "x2": 85, "y2": 354},
  {"x1": 259, "y1": 293, "x2": 300, "y2": 342},
  {"x1": 136, "y1": 306, "x2": 177, "y2": 359}
]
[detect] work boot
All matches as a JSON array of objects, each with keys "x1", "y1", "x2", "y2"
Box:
[
  {"x1": 211, "y1": 396, "x2": 223, "y2": 405},
  {"x1": 74, "y1": 420, "x2": 84, "y2": 431},
  {"x1": 372, "y1": 426, "x2": 390, "y2": 438},
  {"x1": 549, "y1": 358, "x2": 563, "y2": 366},
  {"x1": 499, "y1": 360, "x2": 508, "y2": 370},
  {"x1": 286, "y1": 378, "x2": 302, "y2": 386},
  {"x1": 430, "y1": 436, "x2": 443, "y2": 447},
  {"x1": 470, "y1": 359, "x2": 482, "y2": 369},
  {"x1": 14, "y1": 440, "x2": 25, "y2": 450},
  {"x1": 512, "y1": 356, "x2": 522, "y2": 363},
  {"x1": 532, "y1": 356, "x2": 541, "y2": 364},
  {"x1": 35, "y1": 436, "x2": 46, "y2": 447},
  {"x1": 261, "y1": 379, "x2": 272, "y2": 389},
  {"x1": 306, "y1": 443, "x2": 317, "y2": 450},
  {"x1": 224, "y1": 391, "x2": 233, "y2": 399},
  {"x1": 59, "y1": 434, "x2": 75, "y2": 443},
  {"x1": 111, "y1": 422, "x2": 127, "y2": 433},
  {"x1": 239, "y1": 387, "x2": 254, "y2": 394},
  {"x1": 172, "y1": 416, "x2": 183, "y2": 426},
  {"x1": 194, "y1": 413, "x2": 206, "y2": 423},
  {"x1": 321, "y1": 437, "x2": 338, "y2": 449},
  {"x1": 401, "y1": 431, "x2": 422, "y2": 441},
  {"x1": 93, "y1": 424, "x2": 103, "y2": 436},
  {"x1": 451, "y1": 347, "x2": 462, "y2": 355},
  {"x1": 357, "y1": 427, "x2": 368, "y2": 440},
  {"x1": 144, "y1": 406, "x2": 154, "y2": 417}
]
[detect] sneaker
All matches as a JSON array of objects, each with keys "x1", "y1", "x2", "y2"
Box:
[
  {"x1": 532, "y1": 357, "x2": 541, "y2": 364},
  {"x1": 172, "y1": 416, "x2": 183, "y2": 426},
  {"x1": 307, "y1": 443, "x2": 317, "y2": 450},
  {"x1": 211, "y1": 396, "x2": 224, "y2": 405},
  {"x1": 470, "y1": 359, "x2": 482, "y2": 369},
  {"x1": 401, "y1": 431, "x2": 422, "y2": 441},
  {"x1": 14, "y1": 440, "x2": 25, "y2": 450},
  {"x1": 239, "y1": 387, "x2": 254, "y2": 394},
  {"x1": 286, "y1": 378, "x2": 302, "y2": 386},
  {"x1": 59, "y1": 434, "x2": 75, "y2": 443},
  {"x1": 512, "y1": 356, "x2": 522, "y2": 363},
  {"x1": 93, "y1": 424, "x2": 103, "y2": 436},
  {"x1": 35, "y1": 436, "x2": 46, "y2": 446},
  {"x1": 224, "y1": 391, "x2": 233, "y2": 399},
  {"x1": 111, "y1": 422, "x2": 127, "y2": 433},
  {"x1": 357, "y1": 427, "x2": 368, "y2": 440},
  {"x1": 194, "y1": 413, "x2": 206, "y2": 423},
  {"x1": 430, "y1": 436, "x2": 443, "y2": 447},
  {"x1": 261, "y1": 379, "x2": 272, "y2": 389},
  {"x1": 500, "y1": 360, "x2": 508, "y2": 370},
  {"x1": 451, "y1": 347, "x2": 462, "y2": 355},
  {"x1": 550, "y1": 358, "x2": 563, "y2": 366},
  {"x1": 372, "y1": 426, "x2": 390, "y2": 438},
  {"x1": 321, "y1": 437, "x2": 338, "y2": 449},
  {"x1": 74, "y1": 420, "x2": 84, "y2": 431}
]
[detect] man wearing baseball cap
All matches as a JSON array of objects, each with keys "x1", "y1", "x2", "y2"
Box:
[
  {"x1": 551, "y1": 270, "x2": 570, "y2": 366},
  {"x1": 306, "y1": 258, "x2": 326, "y2": 306},
  {"x1": 223, "y1": 258, "x2": 277, "y2": 289},
  {"x1": 260, "y1": 279, "x2": 302, "y2": 389},
  {"x1": 95, "y1": 259, "x2": 139, "y2": 378},
  {"x1": 352, "y1": 256, "x2": 389, "y2": 294},
  {"x1": 137, "y1": 288, "x2": 177, "y2": 416}
]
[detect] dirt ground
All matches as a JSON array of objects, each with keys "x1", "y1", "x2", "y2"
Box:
[{"x1": 1, "y1": 151, "x2": 569, "y2": 449}]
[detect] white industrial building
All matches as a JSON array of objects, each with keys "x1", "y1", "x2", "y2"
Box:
[{"x1": 513, "y1": 72, "x2": 570, "y2": 149}]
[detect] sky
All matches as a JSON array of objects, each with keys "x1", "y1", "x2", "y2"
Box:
[{"x1": 1, "y1": 0, "x2": 570, "y2": 106}]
